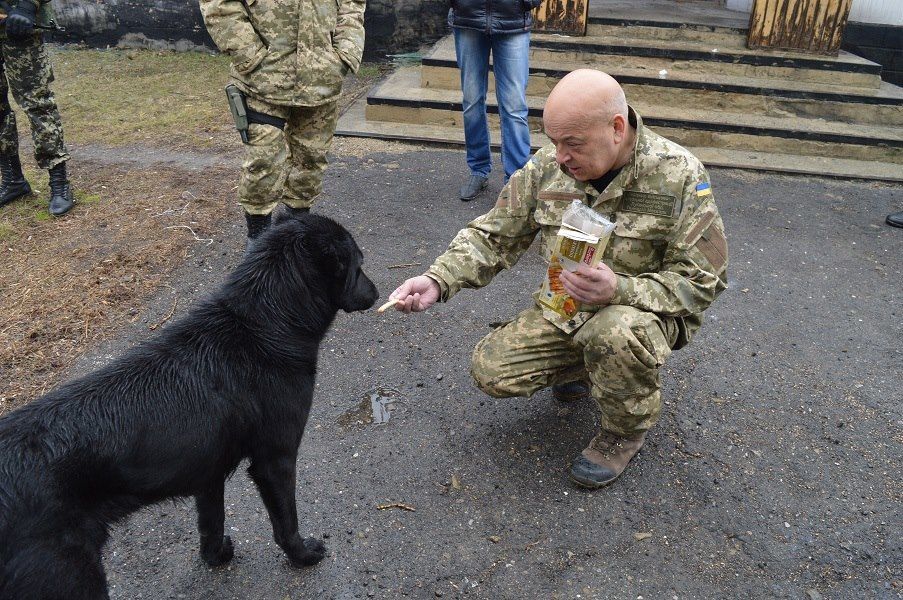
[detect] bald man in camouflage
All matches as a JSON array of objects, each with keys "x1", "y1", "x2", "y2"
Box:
[
  {"x1": 390, "y1": 70, "x2": 728, "y2": 489},
  {"x1": 200, "y1": 0, "x2": 365, "y2": 240},
  {"x1": 0, "y1": 0, "x2": 74, "y2": 216}
]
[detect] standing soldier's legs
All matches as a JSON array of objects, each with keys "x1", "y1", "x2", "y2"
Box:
[
  {"x1": 3, "y1": 38, "x2": 73, "y2": 215},
  {"x1": 239, "y1": 97, "x2": 291, "y2": 239},
  {"x1": 569, "y1": 305, "x2": 680, "y2": 489},
  {"x1": 282, "y1": 100, "x2": 338, "y2": 212},
  {"x1": 0, "y1": 46, "x2": 32, "y2": 208}
]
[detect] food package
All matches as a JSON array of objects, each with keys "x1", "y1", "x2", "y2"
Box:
[{"x1": 538, "y1": 201, "x2": 615, "y2": 318}]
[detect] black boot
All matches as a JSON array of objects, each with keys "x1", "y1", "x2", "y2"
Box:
[
  {"x1": 245, "y1": 211, "x2": 272, "y2": 240},
  {"x1": 284, "y1": 205, "x2": 309, "y2": 217},
  {"x1": 552, "y1": 380, "x2": 590, "y2": 402},
  {"x1": 48, "y1": 162, "x2": 74, "y2": 216},
  {"x1": 0, "y1": 153, "x2": 31, "y2": 208}
]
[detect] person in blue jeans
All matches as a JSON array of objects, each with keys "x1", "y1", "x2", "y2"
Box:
[{"x1": 449, "y1": 0, "x2": 542, "y2": 201}]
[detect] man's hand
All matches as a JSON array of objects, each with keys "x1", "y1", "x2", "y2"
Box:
[
  {"x1": 5, "y1": 1, "x2": 36, "y2": 38},
  {"x1": 559, "y1": 263, "x2": 618, "y2": 306},
  {"x1": 390, "y1": 275, "x2": 441, "y2": 313}
]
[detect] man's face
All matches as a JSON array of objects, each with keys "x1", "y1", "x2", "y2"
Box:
[{"x1": 543, "y1": 112, "x2": 621, "y2": 182}]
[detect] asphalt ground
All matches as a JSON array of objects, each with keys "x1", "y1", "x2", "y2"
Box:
[{"x1": 67, "y1": 141, "x2": 901, "y2": 599}]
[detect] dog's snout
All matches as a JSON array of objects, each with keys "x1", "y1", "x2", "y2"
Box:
[
  {"x1": 359, "y1": 271, "x2": 379, "y2": 308},
  {"x1": 344, "y1": 269, "x2": 378, "y2": 312}
]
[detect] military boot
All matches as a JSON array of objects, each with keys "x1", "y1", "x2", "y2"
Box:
[
  {"x1": 284, "y1": 205, "x2": 309, "y2": 217},
  {"x1": 0, "y1": 153, "x2": 32, "y2": 208},
  {"x1": 47, "y1": 162, "x2": 75, "y2": 216},
  {"x1": 568, "y1": 430, "x2": 646, "y2": 489},
  {"x1": 552, "y1": 380, "x2": 590, "y2": 402}
]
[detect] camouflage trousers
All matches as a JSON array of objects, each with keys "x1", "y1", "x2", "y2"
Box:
[
  {"x1": 471, "y1": 304, "x2": 680, "y2": 436},
  {"x1": 0, "y1": 37, "x2": 69, "y2": 169},
  {"x1": 240, "y1": 96, "x2": 339, "y2": 215}
]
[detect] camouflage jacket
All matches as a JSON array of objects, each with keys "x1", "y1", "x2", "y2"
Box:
[
  {"x1": 0, "y1": 0, "x2": 55, "y2": 40},
  {"x1": 427, "y1": 107, "x2": 728, "y2": 345},
  {"x1": 199, "y1": 0, "x2": 366, "y2": 106}
]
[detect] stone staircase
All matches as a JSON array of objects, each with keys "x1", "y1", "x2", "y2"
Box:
[{"x1": 337, "y1": 12, "x2": 903, "y2": 182}]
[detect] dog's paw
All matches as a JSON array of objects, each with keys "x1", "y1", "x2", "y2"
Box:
[
  {"x1": 287, "y1": 537, "x2": 327, "y2": 568},
  {"x1": 201, "y1": 535, "x2": 235, "y2": 567}
]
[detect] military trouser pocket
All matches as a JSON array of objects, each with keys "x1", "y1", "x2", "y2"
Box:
[{"x1": 632, "y1": 317, "x2": 672, "y2": 369}]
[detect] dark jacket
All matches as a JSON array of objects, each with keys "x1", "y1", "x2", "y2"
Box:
[{"x1": 448, "y1": 0, "x2": 543, "y2": 34}]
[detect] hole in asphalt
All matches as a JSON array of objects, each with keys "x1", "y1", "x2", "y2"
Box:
[{"x1": 337, "y1": 387, "x2": 403, "y2": 429}]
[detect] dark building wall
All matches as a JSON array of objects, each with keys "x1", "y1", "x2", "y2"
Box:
[
  {"x1": 52, "y1": 0, "x2": 214, "y2": 50},
  {"x1": 50, "y1": 0, "x2": 450, "y2": 58},
  {"x1": 842, "y1": 22, "x2": 903, "y2": 87}
]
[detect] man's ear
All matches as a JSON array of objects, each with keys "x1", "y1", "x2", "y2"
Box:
[{"x1": 612, "y1": 113, "x2": 628, "y2": 144}]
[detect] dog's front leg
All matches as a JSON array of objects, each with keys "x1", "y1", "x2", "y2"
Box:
[
  {"x1": 248, "y1": 450, "x2": 326, "y2": 568},
  {"x1": 196, "y1": 479, "x2": 234, "y2": 567}
]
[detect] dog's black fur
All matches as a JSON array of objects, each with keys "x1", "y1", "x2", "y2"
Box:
[{"x1": 0, "y1": 212, "x2": 378, "y2": 600}]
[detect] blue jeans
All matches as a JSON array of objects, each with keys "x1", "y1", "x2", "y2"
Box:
[{"x1": 453, "y1": 28, "x2": 531, "y2": 181}]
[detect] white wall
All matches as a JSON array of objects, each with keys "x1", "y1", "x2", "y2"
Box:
[{"x1": 725, "y1": 0, "x2": 903, "y2": 25}]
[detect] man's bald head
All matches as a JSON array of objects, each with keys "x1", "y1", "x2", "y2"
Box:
[
  {"x1": 544, "y1": 69, "x2": 628, "y2": 131},
  {"x1": 542, "y1": 70, "x2": 635, "y2": 181}
]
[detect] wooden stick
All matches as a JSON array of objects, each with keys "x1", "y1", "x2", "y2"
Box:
[
  {"x1": 377, "y1": 502, "x2": 416, "y2": 512},
  {"x1": 376, "y1": 298, "x2": 403, "y2": 313}
]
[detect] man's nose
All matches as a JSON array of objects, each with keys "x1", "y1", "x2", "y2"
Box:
[{"x1": 555, "y1": 144, "x2": 570, "y2": 165}]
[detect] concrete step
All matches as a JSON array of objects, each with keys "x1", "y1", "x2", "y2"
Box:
[
  {"x1": 585, "y1": 0, "x2": 751, "y2": 31},
  {"x1": 527, "y1": 32, "x2": 882, "y2": 88},
  {"x1": 421, "y1": 37, "x2": 903, "y2": 127},
  {"x1": 365, "y1": 67, "x2": 903, "y2": 165},
  {"x1": 337, "y1": 93, "x2": 903, "y2": 183},
  {"x1": 586, "y1": 19, "x2": 748, "y2": 49}
]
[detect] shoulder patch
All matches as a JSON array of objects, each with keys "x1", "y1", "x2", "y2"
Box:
[
  {"x1": 696, "y1": 225, "x2": 727, "y2": 272},
  {"x1": 683, "y1": 211, "x2": 716, "y2": 246},
  {"x1": 695, "y1": 182, "x2": 712, "y2": 197}
]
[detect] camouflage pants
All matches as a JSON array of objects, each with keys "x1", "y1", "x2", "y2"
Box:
[
  {"x1": 239, "y1": 96, "x2": 339, "y2": 215},
  {"x1": 0, "y1": 37, "x2": 69, "y2": 169},
  {"x1": 471, "y1": 305, "x2": 680, "y2": 436}
]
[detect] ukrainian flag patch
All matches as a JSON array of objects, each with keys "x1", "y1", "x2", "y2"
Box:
[{"x1": 696, "y1": 182, "x2": 712, "y2": 197}]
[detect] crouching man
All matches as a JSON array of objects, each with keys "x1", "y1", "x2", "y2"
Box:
[{"x1": 390, "y1": 69, "x2": 728, "y2": 489}]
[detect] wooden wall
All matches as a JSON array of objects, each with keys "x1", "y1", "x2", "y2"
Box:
[
  {"x1": 747, "y1": 0, "x2": 854, "y2": 54},
  {"x1": 728, "y1": 0, "x2": 903, "y2": 25},
  {"x1": 532, "y1": 0, "x2": 588, "y2": 35}
]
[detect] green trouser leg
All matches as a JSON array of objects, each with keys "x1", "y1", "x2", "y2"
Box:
[
  {"x1": 238, "y1": 97, "x2": 338, "y2": 215},
  {"x1": 470, "y1": 305, "x2": 678, "y2": 436}
]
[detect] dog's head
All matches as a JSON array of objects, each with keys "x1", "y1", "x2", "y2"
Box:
[{"x1": 267, "y1": 212, "x2": 379, "y2": 313}]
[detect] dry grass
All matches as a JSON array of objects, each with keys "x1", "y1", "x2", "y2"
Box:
[
  {"x1": 50, "y1": 46, "x2": 234, "y2": 149},
  {"x1": 0, "y1": 162, "x2": 237, "y2": 414}
]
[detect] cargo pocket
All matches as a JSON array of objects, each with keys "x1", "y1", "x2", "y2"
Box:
[
  {"x1": 632, "y1": 314, "x2": 673, "y2": 369},
  {"x1": 607, "y1": 211, "x2": 673, "y2": 273}
]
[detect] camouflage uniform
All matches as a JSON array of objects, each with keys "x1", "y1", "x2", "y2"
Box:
[
  {"x1": 427, "y1": 107, "x2": 728, "y2": 436},
  {"x1": 200, "y1": 0, "x2": 366, "y2": 214},
  {"x1": 0, "y1": 0, "x2": 70, "y2": 170}
]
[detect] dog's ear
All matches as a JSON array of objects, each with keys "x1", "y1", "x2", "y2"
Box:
[{"x1": 273, "y1": 210, "x2": 292, "y2": 225}]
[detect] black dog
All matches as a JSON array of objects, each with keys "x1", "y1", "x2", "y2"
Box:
[{"x1": 0, "y1": 213, "x2": 378, "y2": 600}]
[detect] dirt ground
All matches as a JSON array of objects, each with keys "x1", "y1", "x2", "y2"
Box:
[{"x1": 0, "y1": 47, "x2": 901, "y2": 599}]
